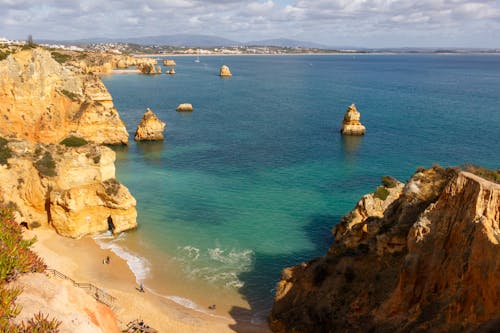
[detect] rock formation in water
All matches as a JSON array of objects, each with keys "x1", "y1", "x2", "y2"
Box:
[
  {"x1": 0, "y1": 48, "x2": 128, "y2": 145},
  {"x1": 134, "y1": 108, "x2": 166, "y2": 141},
  {"x1": 340, "y1": 103, "x2": 366, "y2": 135},
  {"x1": 176, "y1": 103, "x2": 193, "y2": 112},
  {"x1": 219, "y1": 65, "x2": 232, "y2": 77},
  {"x1": 0, "y1": 139, "x2": 137, "y2": 238},
  {"x1": 270, "y1": 166, "x2": 500, "y2": 332},
  {"x1": 138, "y1": 63, "x2": 162, "y2": 75},
  {"x1": 168, "y1": 68, "x2": 176, "y2": 75},
  {"x1": 163, "y1": 59, "x2": 176, "y2": 66}
]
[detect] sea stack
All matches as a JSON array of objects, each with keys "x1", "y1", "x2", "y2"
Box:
[
  {"x1": 168, "y1": 68, "x2": 176, "y2": 75},
  {"x1": 340, "y1": 103, "x2": 366, "y2": 135},
  {"x1": 219, "y1": 65, "x2": 232, "y2": 77},
  {"x1": 134, "y1": 108, "x2": 166, "y2": 141},
  {"x1": 176, "y1": 103, "x2": 193, "y2": 112},
  {"x1": 163, "y1": 59, "x2": 176, "y2": 66}
]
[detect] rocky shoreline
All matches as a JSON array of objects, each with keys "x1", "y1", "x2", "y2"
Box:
[{"x1": 269, "y1": 166, "x2": 500, "y2": 332}]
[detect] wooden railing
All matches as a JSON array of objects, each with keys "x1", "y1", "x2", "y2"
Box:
[{"x1": 46, "y1": 268, "x2": 117, "y2": 308}]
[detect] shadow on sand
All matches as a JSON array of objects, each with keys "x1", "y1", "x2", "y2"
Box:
[{"x1": 227, "y1": 214, "x2": 341, "y2": 332}]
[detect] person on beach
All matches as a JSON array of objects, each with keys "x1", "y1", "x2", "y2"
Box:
[
  {"x1": 138, "y1": 283, "x2": 145, "y2": 292},
  {"x1": 105, "y1": 256, "x2": 110, "y2": 264}
]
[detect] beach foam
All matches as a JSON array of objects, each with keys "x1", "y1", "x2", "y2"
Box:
[
  {"x1": 93, "y1": 232, "x2": 150, "y2": 283},
  {"x1": 175, "y1": 246, "x2": 254, "y2": 289}
]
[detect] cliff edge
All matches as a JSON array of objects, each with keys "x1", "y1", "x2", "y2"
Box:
[
  {"x1": 0, "y1": 139, "x2": 137, "y2": 238},
  {"x1": 270, "y1": 166, "x2": 499, "y2": 332},
  {"x1": 0, "y1": 48, "x2": 128, "y2": 145}
]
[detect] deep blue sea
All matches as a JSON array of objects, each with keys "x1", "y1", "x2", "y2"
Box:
[{"x1": 100, "y1": 54, "x2": 500, "y2": 322}]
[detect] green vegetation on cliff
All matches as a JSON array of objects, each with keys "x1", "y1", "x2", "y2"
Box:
[
  {"x1": 0, "y1": 137, "x2": 12, "y2": 165},
  {"x1": 0, "y1": 206, "x2": 61, "y2": 331}
]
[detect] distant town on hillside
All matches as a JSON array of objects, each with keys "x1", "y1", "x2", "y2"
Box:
[{"x1": 1, "y1": 35, "x2": 499, "y2": 55}]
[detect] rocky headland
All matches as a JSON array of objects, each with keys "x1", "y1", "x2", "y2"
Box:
[
  {"x1": 340, "y1": 103, "x2": 366, "y2": 135},
  {"x1": 0, "y1": 48, "x2": 129, "y2": 145},
  {"x1": 134, "y1": 108, "x2": 166, "y2": 141},
  {"x1": 270, "y1": 166, "x2": 499, "y2": 332},
  {"x1": 0, "y1": 139, "x2": 137, "y2": 238}
]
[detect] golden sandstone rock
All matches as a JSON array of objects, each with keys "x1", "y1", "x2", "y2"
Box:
[
  {"x1": 219, "y1": 65, "x2": 232, "y2": 77},
  {"x1": 134, "y1": 108, "x2": 166, "y2": 141},
  {"x1": 340, "y1": 103, "x2": 366, "y2": 135},
  {"x1": 0, "y1": 48, "x2": 128, "y2": 144},
  {"x1": 0, "y1": 140, "x2": 137, "y2": 238},
  {"x1": 270, "y1": 166, "x2": 500, "y2": 332},
  {"x1": 168, "y1": 68, "x2": 176, "y2": 75},
  {"x1": 176, "y1": 103, "x2": 193, "y2": 112},
  {"x1": 163, "y1": 59, "x2": 176, "y2": 66}
]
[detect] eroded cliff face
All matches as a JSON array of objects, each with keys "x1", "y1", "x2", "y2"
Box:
[
  {"x1": 0, "y1": 140, "x2": 137, "y2": 238},
  {"x1": 270, "y1": 166, "x2": 499, "y2": 333},
  {"x1": 0, "y1": 48, "x2": 128, "y2": 145}
]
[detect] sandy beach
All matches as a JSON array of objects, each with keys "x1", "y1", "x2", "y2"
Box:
[{"x1": 26, "y1": 227, "x2": 270, "y2": 333}]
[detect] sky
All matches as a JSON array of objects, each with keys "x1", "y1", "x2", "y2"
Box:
[{"x1": 1, "y1": 0, "x2": 499, "y2": 48}]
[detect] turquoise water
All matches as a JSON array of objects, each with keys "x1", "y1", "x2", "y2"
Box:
[{"x1": 101, "y1": 55, "x2": 500, "y2": 319}]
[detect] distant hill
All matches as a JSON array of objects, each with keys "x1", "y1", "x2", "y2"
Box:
[
  {"x1": 245, "y1": 38, "x2": 329, "y2": 49},
  {"x1": 40, "y1": 34, "x2": 331, "y2": 49}
]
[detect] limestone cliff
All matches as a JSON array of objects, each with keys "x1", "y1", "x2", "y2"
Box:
[
  {"x1": 340, "y1": 104, "x2": 366, "y2": 135},
  {"x1": 0, "y1": 48, "x2": 128, "y2": 145},
  {"x1": 134, "y1": 108, "x2": 166, "y2": 141},
  {"x1": 0, "y1": 139, "x2": 137, "y2": 238},
  {"x1": 270, "y1": 166, "x2": 500, "y2": 332}
]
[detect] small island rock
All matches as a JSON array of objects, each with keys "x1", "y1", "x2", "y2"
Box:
[
  {"x1": 176, "y1": 103, "x2": 193, "y2": 112},
  {"x1": 168, "y1": 69, "x2": 176, "y2": 75},
  {"x1": 219, "y1": 65, "x2": 232, "y2": 77},
  {"x1": 163, "y1": 59, "x2": 176, "y2": 66},
  {"x1": 340, "y1": 104, "x2": 366, "y2": 135},
  {"x1": 134, "y1": 108, "x2": 166, "y2": 141}
]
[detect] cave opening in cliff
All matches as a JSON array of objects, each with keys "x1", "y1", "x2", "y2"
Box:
[{"x1": 107, "y1": 216, "x2": 115, "y2": 233}]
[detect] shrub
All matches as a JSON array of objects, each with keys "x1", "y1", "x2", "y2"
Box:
[
  {"x1": 462, "y1": 164, "x2": 500, "y2": 184},
  {"x1": 374, "y1": 186, "x2": 390, "y2": 201},
  {"x1": 381, "y1": 176, "x2": 398, "y2": 188},
  {"x1": 60, "y1": 89, "x2": 78, "y2": 101},
  {"x1": 34, "y1": 152, "x2": 57, "y2": 177},
  {"x1": 51, "y1": 51, "x2": 71, "y2": 64},
  {"x1": 103, "y1": 178, "x2": 121, "y2": 196},
  {"x1": 0, "y1": 137, "x2": 12, "y2": 165},
  {"x1": 60, "y1": 136, "x2": 88, "y2": 147},
  {"x1": 0, "y1": 207, "x2": 59, "y2": 332}
]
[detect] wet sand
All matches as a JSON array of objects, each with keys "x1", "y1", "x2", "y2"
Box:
[{"x1": 29, "y1": 227, "x2": 270, "y2": 333}]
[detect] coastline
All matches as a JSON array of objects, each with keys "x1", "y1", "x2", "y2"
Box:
[{"x1": 27, "y1": 227, "x2": 270, "y2": 333}]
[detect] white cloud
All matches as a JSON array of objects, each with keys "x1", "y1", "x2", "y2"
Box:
[{"x1": 0, "y1": 0, "x2": 498, "y2": 47}]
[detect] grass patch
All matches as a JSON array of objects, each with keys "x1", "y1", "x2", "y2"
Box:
[
  {"x1": 462, "y1": 164, "x2": 500, "y2": 184},
  {"x1": 103, "y1": 178, "x2": 121, "y2": 196},
  {"x1": 34, "y1": 152, "x2": 57, "y2": 177},
  {"x1": 51, "y1": 51, "x2": 71, "y2": 64},
  {"x1": 60, "y1": 136, "x2": 88, "y2": 147},
  {"x1": 374, "y1": 186, "x2": 390, "y2": 201},
  {"x1": 60, "y1": 89, "x2": 78, "y2": 101},
  {"x1": 0, "y1": 50, "x2": 12, "y2": 61},
  {"x1": 381, "y1": 176, "x2": 398, "y2": 188},
  {"x1": 0, "y1": 137, "x2": 12, "y2": 166}
]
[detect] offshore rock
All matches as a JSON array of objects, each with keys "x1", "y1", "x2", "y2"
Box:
[
  {"x1": 340, "y1": 103, "x2": 366, "y2": 135},
  {"x1": 138, "y1": 63, "x2": 162, "y2": 74},
  {"x1": 167, "y1": 68, "x2": 176, "y2": 75},
  {"x1": 163, "y1": 59, "x2": 176, "y2": 66},
  {"x1": 0, "y1": 48, "x2": 128, "y2": 144},
  {"x1": 270, "y1": 166, "x2": 500, "y2": 332},
  {"x1": 0, "y1": 140, "x2": 137, "y2": 238},
  {"x1": 176, "y1": 103, "x2": 193, "y2": 112},
  {"x1": 134, "y1": 108, "x2": 166, "y2": 141},
  {"x1": 219, "y1": 65, "x2": 232, "y2": 77}
]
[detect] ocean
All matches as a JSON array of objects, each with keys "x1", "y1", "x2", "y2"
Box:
[{"x1": 99, "y1": 54, "x2": 500, "y2": 323}]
